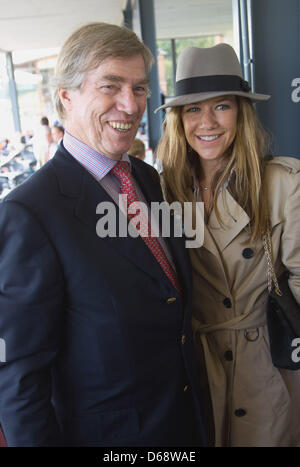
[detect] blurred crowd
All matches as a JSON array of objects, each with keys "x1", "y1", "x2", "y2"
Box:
[
  {"x1": 0, "y1": 115, "x2": 157, "y2": 201},
  {"x1": 0, "y1": 116, "x2": 64, "y2": 201}
]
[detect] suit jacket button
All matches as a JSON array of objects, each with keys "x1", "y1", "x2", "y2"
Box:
[
  {"x1": 223, "y1": 297, "x2": 232, "y2": 308},
  {"x1": 167, "y1": 297, "x2": 177, "y2": 304},
  {"x1": 235, "y1": 408, "x2": 247, "y2": 417},
  {"x1": 242, "y1": 248, "x2": 254, "y2": 259},
  {"x1": 181, "y1": 334, "x2": 186, "y2": 345},
  {"x1": 183, "y1": 385, "x2": 189, "y2": 392}
]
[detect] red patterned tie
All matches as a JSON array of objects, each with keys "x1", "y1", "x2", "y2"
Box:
[
  {"x1": 0, "y1": 426, "x2": 7, "y2": 447},
  {"x1": 112, "y1": 161, "x2": 180, "y2": 293}
]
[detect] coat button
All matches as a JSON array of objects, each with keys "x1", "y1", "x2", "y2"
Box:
[
  {"x1": 166, "y1": 297, "x2": 177, "y2": 304},
  {"x1": 235, "y1": 408, "x2": 247, "y2": 417},
  {"x1": 183, "y1": 385, "x2": 189, "y2": 392},
  {"x1": 242, "y1": 248, "x2": 254, "y2": 259},
  {"x1": 224, "y1": 350, "x2": 233, "y2": 361},
  {"x1": 223, "y1": 297, "x2": 232, "y2": 308},
  {"x1": 181, "y1": 334, "x2": 186, "y2": 345}
]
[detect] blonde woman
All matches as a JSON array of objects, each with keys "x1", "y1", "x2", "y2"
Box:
[{"x1": 155, "y1": 44, "x2": 300, "y2": 447}]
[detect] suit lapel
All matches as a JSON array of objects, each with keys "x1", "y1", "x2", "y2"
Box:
[
  {"x1": 131, "y1": 158, "x2": 192, "y2": 296},
  {"x1": 52, "y1": 148, "x2": 178, "y2": 288}
]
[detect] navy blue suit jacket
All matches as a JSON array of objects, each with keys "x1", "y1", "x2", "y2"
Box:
[{"x1": 0, "y1": 144, "x2": 211, "y2": 446}]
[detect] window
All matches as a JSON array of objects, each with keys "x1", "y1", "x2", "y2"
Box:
[{"x1": 157, "y1": 36, "x2": 218, "y2": 97}]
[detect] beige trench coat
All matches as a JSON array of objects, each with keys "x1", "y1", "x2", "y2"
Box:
[{"x1": 190, "y1": 156, "x2": 300, "y2": 447}]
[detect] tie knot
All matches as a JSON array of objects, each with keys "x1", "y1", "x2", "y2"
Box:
[{"x1": 111, "y1": 161, "x2": 131, "y2": 181}]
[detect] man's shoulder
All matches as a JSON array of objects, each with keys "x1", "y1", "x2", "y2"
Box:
[
  {"x1": 3, "y1": 163, "x2": 53, "y2": 206},
  {"x1": 2, "y1": 146, "x2": 74, "y2": 207},
  {"x1": 129, "y1": 155, "x2": 160, "y2": 182}
]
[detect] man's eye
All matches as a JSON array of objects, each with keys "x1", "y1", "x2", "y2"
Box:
[
  {"x1": 100, "y1": 85, "x2": 117, "y2": 92},
  {"x1": 134, "y1": 87, "x2": 147, "y2": 95}
]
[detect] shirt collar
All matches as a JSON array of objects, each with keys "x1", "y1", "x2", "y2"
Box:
[{"x1": 63, "y1": 131, "x2": 130, "y2": 181}]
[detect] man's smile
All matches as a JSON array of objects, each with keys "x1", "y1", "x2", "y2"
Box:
[{"x1": 108, "y1": 121, "x2": 133, "y2": 132}]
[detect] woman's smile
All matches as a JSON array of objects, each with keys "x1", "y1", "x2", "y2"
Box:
[{"x1": 182, "y1": 95, "x2": 238, "y2": 162}]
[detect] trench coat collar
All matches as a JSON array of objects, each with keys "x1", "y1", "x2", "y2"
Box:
[
  {"x1": 207, "y1": 188, "x2": 250, "y2": 252},
  {"x1": 191, "y1": 173, "x2": 250, "y2": 255}
]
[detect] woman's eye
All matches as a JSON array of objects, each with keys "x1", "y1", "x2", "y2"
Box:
[
  {"x1": 186, "y1": 107, "x2": 199, "y2": 113},
  {"x1": 216, "y1": 104, "x2": 229, "y2": 110}
]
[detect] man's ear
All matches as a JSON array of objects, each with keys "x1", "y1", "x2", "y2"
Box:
[{"x1": 58, "y1": 88, "x2": 72, "y2": 112}]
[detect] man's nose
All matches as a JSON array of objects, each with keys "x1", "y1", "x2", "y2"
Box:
[{"x1": 116, "y1": 89, "x2": 139, "y2": 115}]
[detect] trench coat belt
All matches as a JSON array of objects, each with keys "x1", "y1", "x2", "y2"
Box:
[
  {"x1": 192, "y1": 306, "x2": 266, "y2": 335},
  {"x1": 192, "y1": 310, "x2": 266, "y2": 446}
]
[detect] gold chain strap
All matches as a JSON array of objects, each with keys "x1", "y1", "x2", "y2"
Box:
[{"x1": 263, "y1": 230, "x2": 282, "y2": 296}]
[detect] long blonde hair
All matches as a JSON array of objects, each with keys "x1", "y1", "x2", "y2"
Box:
[{"x1": 155, "y1": 97, "x2": 271, "y2": 241}]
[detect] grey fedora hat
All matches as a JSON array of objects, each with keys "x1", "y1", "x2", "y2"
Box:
[{"x1": 155, "y1": 43, "x2": 270, "y2": 112}]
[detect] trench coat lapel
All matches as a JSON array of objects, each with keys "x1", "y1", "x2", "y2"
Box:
[
  {"x1": 191, "y1": 169, "x2": 250, "y2": 256},
  {"x1": 202, "y1": 222, "x2": 221, "y2": 257},
  {"x1": 131, "y1": 158, "x2": 191, "y2": 295},
  {"x1": 191, "y1": 188, "x2": 251, "y2": 297},
  {"x1": 207, "y1": 188, "x2": 250, "y2": 253}
]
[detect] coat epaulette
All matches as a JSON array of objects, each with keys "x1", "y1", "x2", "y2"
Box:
[{"x1": 267, "y1": 156, "x2": 300, "y2": 174}]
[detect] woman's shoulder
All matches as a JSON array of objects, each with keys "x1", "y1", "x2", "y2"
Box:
[
  {"x1": 265, "y1": 156, "x2": 300, "y2": 191},
  {"x1": 266, "y1": 155, "x2": 300, "y2": 175},
  {"x1": 265, "y1": 157, "x2": 300, "y2": 217}
]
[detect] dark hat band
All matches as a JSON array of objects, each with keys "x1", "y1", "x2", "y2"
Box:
[{"x1": 175, "y1": 75, "x2": 250, "y2": 97}]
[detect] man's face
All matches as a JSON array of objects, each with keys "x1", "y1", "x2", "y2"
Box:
[{"x1": 60, "y1": 55, "x2": 149, "y2": 160}]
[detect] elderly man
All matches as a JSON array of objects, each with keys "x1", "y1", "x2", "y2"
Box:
[{"x1": 0, "y1": 23, "x2": 212, "y2": 447}]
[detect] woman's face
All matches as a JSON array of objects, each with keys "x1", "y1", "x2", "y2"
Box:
[{"x1": 181, "y1": 95, "x2": 238, "y2": 163}]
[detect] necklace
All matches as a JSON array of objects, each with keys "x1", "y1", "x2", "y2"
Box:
[{"x1": 199, "y1": 185, "x2": 209, "y2": 191}]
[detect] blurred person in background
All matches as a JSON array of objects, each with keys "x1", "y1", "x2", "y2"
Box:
[
  {"x1": 32, "y1": 116, "x2": 53, "y2": 167},
  {"x1": 48, "y1": 124, "x2": 65, "y2": 159},
  {"x1": 127, "y1": 137, "x2": 146, "y2": 161}
]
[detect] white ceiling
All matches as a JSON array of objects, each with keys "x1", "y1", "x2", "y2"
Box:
[
  {"x1": 0, "y1": 0, "x2": 126, "y2": 51},
  {"x1": 0, "y1": 0, "x2": 233, "y2": 60}
]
